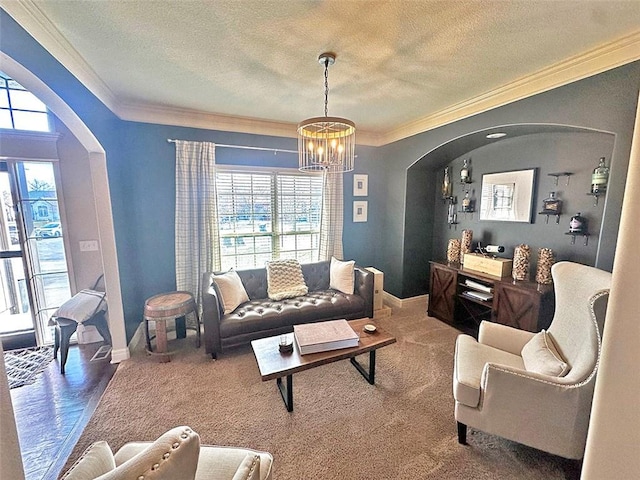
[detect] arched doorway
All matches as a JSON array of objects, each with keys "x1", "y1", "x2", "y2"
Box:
[{"x1": 0, "y1": 52, "x2": 128, "y2": 362}]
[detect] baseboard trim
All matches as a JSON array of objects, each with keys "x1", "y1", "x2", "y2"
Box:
[
  {"x1": 110, "y1": 347, "x2": 130, "y2": 364},
  {"x1": 373, "y1": 306, "x2": 392, "y2": 319},
  {"x1": 110, "y1": 322, "x2": 148, "y2": 363},
  {"x1": 382, "y1": 291, "x2": 428, "y2": 309}
]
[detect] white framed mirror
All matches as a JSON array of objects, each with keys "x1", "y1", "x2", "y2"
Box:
[{"x1": 479, "y1": 168, "x2": 536, "y2": 222}]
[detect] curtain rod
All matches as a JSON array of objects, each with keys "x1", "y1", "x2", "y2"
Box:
[{"x1": 167, "y1": 139, "x2": 297, "y2": 154}]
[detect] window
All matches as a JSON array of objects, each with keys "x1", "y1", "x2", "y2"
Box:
[
  {"x1": 37, "y1": 205, "x2": 49, "y2": 218},
  {"x1": 0, "y1": 72, "x2": 51, "y2": 132},
  {"x1": 216, "y1": 168, "x2": 323, "y2": 270}
]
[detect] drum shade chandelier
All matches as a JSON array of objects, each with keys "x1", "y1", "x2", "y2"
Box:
[{"x1": 298, "y1": 52, "x2": 355, "y2": 173}]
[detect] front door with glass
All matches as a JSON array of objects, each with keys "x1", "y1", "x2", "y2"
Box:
[{"x1": 0, "y1": 161, "x2": 71, "y2": 348}]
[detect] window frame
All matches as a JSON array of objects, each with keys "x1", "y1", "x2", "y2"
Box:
[
  {"x1": 0, "y1": 72, "x2": 52, "y2": 132},
  {"x1": 215, "y1": 165, "x2": 323, "y2": 269}
]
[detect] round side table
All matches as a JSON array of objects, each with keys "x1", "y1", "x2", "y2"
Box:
[{"x1": 143, "y1": 291, "x2": 201, "y2": 362}]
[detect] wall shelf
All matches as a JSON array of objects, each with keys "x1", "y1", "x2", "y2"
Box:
[
  {"x1": 548, "y1": 172, "x2": 573, "y2": 186},
  {"x1": 587, "y1": 191, "x2": 605, "y2": 207},
  {"x1": 538, "y1": 212, "x2": 561, "y2": 224},
  {"x1": 565, "y1": 232, "x2": 590, "y2": 246}
]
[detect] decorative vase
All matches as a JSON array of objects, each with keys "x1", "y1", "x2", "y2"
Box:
[
  {"x1": 512, "y1": 244, "x2": 531, "y2": 281},
  {"x1": 460, "y1": 158, "x2": 470, "y2": 183},
  {"x1": 442, "y1": 167, "x2": 452, "y2": 199},
  {"x1": 447, "y1": 238, "x2": 461, "y2": 264},
  {"x1": 541, "y1": 192, "x2": 562, "y2": 214},
  {"x1": 569, "y1": 212, "x2": 587, "y2": 233},
  {"x1": 591, "y1": 157, "x2": 609, "y2": 194},
  {"x1": 460, "y1": 229, "x2": 473, "y2": 264},
  {"x1": 536, "y1": 248, "x2": 555, "y2": 284}
]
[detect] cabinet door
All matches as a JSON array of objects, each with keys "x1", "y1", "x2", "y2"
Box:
[
  {"x1": 428, "y1": 264, "x2": 457, "y2": 324},
  {"x1": 493, "y1": 283, "x2": 541, "y2": 332}
]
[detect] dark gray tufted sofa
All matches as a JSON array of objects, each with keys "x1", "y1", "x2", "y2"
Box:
[{"x1": 202, "y1": 261, "x2": 374, "y2": 358}]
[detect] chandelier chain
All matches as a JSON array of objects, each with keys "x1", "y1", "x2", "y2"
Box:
[{"x1": 324, "y1": 57, "x2": 329, "y2": 117}]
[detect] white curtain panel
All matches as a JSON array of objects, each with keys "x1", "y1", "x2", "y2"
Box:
[
  {"x1": 319, "y1": 171, "x2": 344, "y2": 260},
  {"x1": 175, "y1": 141, "x2": 220, "y2": 305}
]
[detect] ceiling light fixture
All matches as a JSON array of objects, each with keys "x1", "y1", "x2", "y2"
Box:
[
  {"x1": 486, "y1": 132, "x2": 507, "y2": 139},
  {"x1": 298, "y1": 52, "x2": 355, "y2": 173}
]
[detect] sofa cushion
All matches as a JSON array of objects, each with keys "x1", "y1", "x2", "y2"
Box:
[
  {"x1": 330, "y1": 257, "x2": 355, "y2": 294},
  {"x1": 521, "y1": 330, "x2": 570, "y2": 377},
  {"x1": 61, "y1": 441, "x2": 115, "y2": 480},
  {"x1": 266, "y1": 259, "x2": 308, "y2": 300},
  {"x1": 212, "y1": 270, "x2": 250, "y2": 314},
  {"x1": 219, "y1": 290, "x2": 366, "y2": 338}
]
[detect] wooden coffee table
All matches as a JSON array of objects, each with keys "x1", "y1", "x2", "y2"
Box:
[{"x1": 251, "y1": 318, "x2": 396, "y2": 412}]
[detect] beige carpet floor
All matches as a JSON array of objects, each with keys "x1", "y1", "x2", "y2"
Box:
[{"x1": 62, "y1": 304, "x2": 581, "y2": 479}]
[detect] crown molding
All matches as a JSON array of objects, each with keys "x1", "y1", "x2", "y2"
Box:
[
  {"x1": 117, "y1": 101, "x2": 383, "y2": 146},
  {"x1": 119, "y1": 102, "x2": 296, "y2": 138},
  {"x1": 2, "y1": 1, "x2": 638, "y2": 148},
  {"x1": 1, "y1": 0, "x2": 119, "y2": 111},
  {"x1": 380, "y1": 30, "x2": 640, "y2": 146}
]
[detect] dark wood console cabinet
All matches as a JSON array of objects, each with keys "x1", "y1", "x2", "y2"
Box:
[{"x1": 428, "y1": 260, "x2": 554, "y2": 334}]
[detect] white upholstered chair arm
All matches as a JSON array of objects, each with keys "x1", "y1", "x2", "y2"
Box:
[
  {"x1": 482, "y1": 361, "x2": 574, "y2": 392},
  {"x1": 478, "y1": 321, "x2": 535, "y2": 355},
  {"x1": 481, "y1": 362, "x2": 583, "y2": 425},
  {"x1": 476, "y1": 362, "x2": 591, "y2": 459}
]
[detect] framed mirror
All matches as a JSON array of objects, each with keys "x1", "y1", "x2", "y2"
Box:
[{"x1": 479, "y1": 168, "x2": 536, "y2": 222}]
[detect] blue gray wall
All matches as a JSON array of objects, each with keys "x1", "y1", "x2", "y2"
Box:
[
  {"x1": 430, "y1": 131, "x2": 615, "y2": 273},
  {"x1": 376, "y1": 62, "x2": 639, "y2": 297},
  {"x1": 2, "y1": 9, "x2": 638, "y2": 339}
]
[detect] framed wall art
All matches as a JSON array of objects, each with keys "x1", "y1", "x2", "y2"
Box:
[
  {"x1": 353, "y1": 201, "x2": 368, "y2": 222},
  {"x1": 479, "y1": 168, "x2": 536, "y2": 223},
  {"x1": 353, "y1": 174, "x2": 368, "y2": 196}
]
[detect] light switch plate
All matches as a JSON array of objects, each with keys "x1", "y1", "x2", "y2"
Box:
[{"x1": 79, "y1": 240, "x2": 99, "y2": 252}]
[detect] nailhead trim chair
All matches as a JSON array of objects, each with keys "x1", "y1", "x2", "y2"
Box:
[
  {"x1": 453, "y1": 262, "x2": 611, "y2": 459},
  {"x1": 61, "y1": 426, "x2": 273, "y2": 480}
]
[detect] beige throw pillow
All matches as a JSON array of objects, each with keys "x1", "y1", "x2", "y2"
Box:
[
  {"x1": 266, "y1": 259, "x2": 308, "y2": 300},
  {"x1": 61, "y1": 441, "x2": 115, "y2": 479},
  {"x1": 212, "y1": 270, "x2": 250, "y2": 314},
  {"x1": 521, "y1": 330, "x2": 570, "y2": 377},
  {"x1": 330, "y1": 257, "x2": 355, "y2": 294}
]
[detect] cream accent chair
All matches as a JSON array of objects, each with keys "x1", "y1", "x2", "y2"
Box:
[
  {"x1": 453, "y1": 262, "x2": 611, "y2": 459},
  {"x1": 61, "y1": 426, "x2": 273, "y2": 480}
]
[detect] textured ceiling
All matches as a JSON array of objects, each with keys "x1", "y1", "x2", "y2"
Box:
[{"x1": 2, "y1": 1, "x2": 640, "y2": 144}]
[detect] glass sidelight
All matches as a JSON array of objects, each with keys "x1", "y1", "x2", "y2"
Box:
[{"x1": 0, "y1": 161, "x2": 71, "y2": 346}]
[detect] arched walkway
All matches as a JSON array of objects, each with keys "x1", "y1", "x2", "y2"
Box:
[{"x1": 0, "y1": 52, "x2": 128, "y2": 362}]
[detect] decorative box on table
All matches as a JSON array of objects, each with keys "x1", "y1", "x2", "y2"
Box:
[{"x1": 463, "y1": 253, "x2": 512, "y2": 278}]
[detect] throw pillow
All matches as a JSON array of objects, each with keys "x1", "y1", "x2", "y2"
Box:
[
  {"x1": 211, "y1": 270, "x2": 250, "y2": 314},
  {"x1": 521, "y1": 330, "x2": 570, "y2": 377},
  {"x1": 61, "y1": 441, "x2": 115, "y2": 479},
  {"x1": 330, "y1": 257, "x2": 355, "y2": 294},
  {"x1": 266, "y1": 259, "x2": 308, "y2": 301},
  {"x1": 231, "y1": 453, "x2": 261, "y2": 480},
  {"x1": 51, "y1": 289, "x2": 107, "y2": 325}
]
